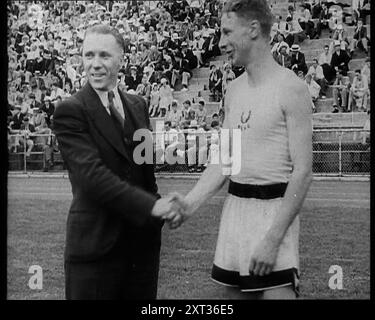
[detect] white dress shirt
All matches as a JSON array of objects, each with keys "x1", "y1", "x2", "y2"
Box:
[{"x1": 93, "y1": 84, "x2": 125, "y2": 120}]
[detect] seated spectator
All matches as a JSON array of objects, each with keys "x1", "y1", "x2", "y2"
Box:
[
  {"x1": 331, "y1": 41, "x2": 350, "y2": 76},
  {"x1": 274, "y1": 43, "x2": 292, "y2": 69},
  {"x1": 149, "y1": 83, "x2": 160, "y2": 117},
  {"x1": 271, "y1": 33, "x2": 290, "y2": 56},
  {"x1": 208, "y1": 64, "x2": 223, "y2": 102},
  {"x1": 191, "y1": 31, "x2": 205, "y2": 68},
  {"x1": 305, "y1": 74, "x2": 321, "y2": 111},
  {"x1": 318, "y1": 44, "x2": 335, "y2": 83},
  {"x1": 348, "y1": 69, "x2": 369, "y2": 112},
  {"x1": 316, "y1": 2, "x2": 331, "y2": 38},
  {"x1": 332, "y1": 24, "x2": 350, "y2": 53},
  {"x1": 181, "y1": 41, "x2": 198, "y2": 70},
  {"x1": 125, "y1": 65, "x2": 141, "y2": 91},
  {"x1": 298, "y1": 3, "x2": 317, "y2": 39},
  {"x1": 361, "y1": 58, "x2": 370, "y2": 86},
  {"x1": 181, "y1": 99, "x2": 193, "y2": 127},
  {"x1": 166, "y1": 100, "x2": 182, "y2": 128},
  {"x1": 163, "y1": 120, "x2": 184, "y2": 166},
  {"x1": 307, "y1": 59, "x2": 328, "y2": 98},
  {"x1": 136, "y1": 75, "x2": 152, "y2": 106},
  {"x1": 40, "y1": 96, "x2": 55, "y2": 127},
  {"x1": 290, "y1": 44, "x2": 308, "y2": 75},
  {"x1": 171, "y1": 51, "x2": 192, "y2": 92},
  {"x1": 196, "y1": 98, "x2": 208, "y2": 127},
  {"x1": 350, "y1": 20, "x2": 369, "y2": 56},
  {"x1": 285, "y1": 16, "x2": 306, "y2": 47},
  {"x1": 159, "y1": 77, "x2": 173, "y2": 117},
  {"x1": 19, "y1": 117, "x2": 36, "y2": 157},
  {"x1": 207, "y1": 120, "x2": 221, "y2": 165},
  {"x1": 332, "y1": 71, "x2": 350, "y2": 113}
]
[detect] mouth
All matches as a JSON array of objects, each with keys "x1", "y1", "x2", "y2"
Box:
[{"x1": 91, "y1": 73, "x2": 106, "y2": 80}]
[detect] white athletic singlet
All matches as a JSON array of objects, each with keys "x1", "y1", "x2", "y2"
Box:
[{"x1": 225, "y1": 69, "x2": 295, "y2": 185}]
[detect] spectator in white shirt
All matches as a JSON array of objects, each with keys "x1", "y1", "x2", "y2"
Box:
[
  {"x1": 318, "y1": 44, "x2": 335, "y2": 83},
  {"x1": 307, "y1": 59, "x2": 328, "y2": 98},
  {"x1": 305, "y1": 74, "x2": 321, "y2": 110},
  {"x1": 348, "y1": 69, "x2": 369, "y2": 111}
]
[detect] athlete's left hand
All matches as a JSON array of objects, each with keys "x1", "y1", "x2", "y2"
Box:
[{"x1": 249, "y1": 237, "x2": 280, "y2": 277}]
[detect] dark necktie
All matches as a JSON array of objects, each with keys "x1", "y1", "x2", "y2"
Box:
[{"x1": 108, "y1": 90, "x2": 124, "y2": 130}]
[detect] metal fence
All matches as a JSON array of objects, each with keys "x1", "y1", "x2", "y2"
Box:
[{"x1": 8, "y1": 129, "x2": 370, "y2": 176}]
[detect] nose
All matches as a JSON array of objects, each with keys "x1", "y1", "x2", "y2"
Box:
[
  {"x1": 219, "y1": 35, "x2": 226, "y2": 52},
  {"x1": 91, "y1": 54, "x2": 102, "y2": 69}
]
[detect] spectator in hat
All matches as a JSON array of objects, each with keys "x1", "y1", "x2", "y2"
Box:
[
  {"x1": 191, "y1": 31, "x2": 205, "y2": 67},
  {"x1": 271, "y1": 33, "x2": 290, "y2": 57},
  {"x1": 332, "y1": 24, "x2": 350, "y2": 53},
  {"x1": 28, "y1": 92, "x2": 42, "y2": 110},
  {"x1": 159, "y1": 77, "x2": 173, "y2": 117},
  {"x1": 307, "y1": 58, "x2": 328, "y2": 98},
  {"x1": 290, "y1": 44, "x2": 308, "y2": 75},
  {"x1": 274, "y1": 43, "x2": 292, "y2": 69},
  {"x1": 331, "y1": 40, "x2": 350, "y2": 76}
]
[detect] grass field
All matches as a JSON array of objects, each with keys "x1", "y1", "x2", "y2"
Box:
[{"x1": 7, "y1": 177, "x2": 370, "y2": 300}]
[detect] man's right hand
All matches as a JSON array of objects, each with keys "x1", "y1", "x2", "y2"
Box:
[{"x1": 151, "y1": 192, "x2": 187, "y2": 221}]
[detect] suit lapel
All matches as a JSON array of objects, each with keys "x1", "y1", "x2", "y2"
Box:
[{"x1": 80, "y1": 83, "x2": 133, "y2": 164}]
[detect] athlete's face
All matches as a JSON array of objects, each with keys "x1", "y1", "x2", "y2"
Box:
[{"x1": 219, "y1": 12, "x2": 252, "y2": 66}]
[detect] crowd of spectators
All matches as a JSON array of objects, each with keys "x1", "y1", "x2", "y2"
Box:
[
  {"x1": 7, "y1": 0, "x2": 225, "y2": 170},
  {"x1": 7, "y1": 0, "x2": 371, "y2": 172},
  {"x1": 269, "y1": 0, "x2": 370, "y2": 112}
]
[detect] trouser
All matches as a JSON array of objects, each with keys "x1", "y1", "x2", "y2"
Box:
[
  {"x1": 350, "y1": 38, "x2": 369, "y2": 52},
  {"x1": 187, "y1": 145, "x2": 208, "y2": 166},
  {"x1": 333, "y1": 87, "x2": 349, "y2": 110},
  {"x1": 315, "y1": 78, "x2": 328, "y2": 96},
  {"x1": 348, "y1": 90, "x2": 369, "y2": 111},
  {"x1": 65, "y1": 229, "x2": 162, "y2": 300},
  {"x1": 171, "y1": 70, "x2": 191, "y2": 88},
  {"x1": 316, "y1": 21, "x2": 329, "y2": 37},
  {"x1": 285, "y1": 32, "x2": 306, "y2": 47}
]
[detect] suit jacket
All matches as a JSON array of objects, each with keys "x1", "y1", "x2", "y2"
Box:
[
  {"x1": 331, "y1": 50, "x2": 350, "y2": 70},
  {"x1": 53, "y1": 83, "x2": 161, "y2": 262}
]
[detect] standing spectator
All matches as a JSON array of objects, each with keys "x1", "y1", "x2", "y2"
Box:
[
  {"x1": 332, "y1": 71, "x2": 350, "y2": 113},
  {"x1": 331, "y1": 41, "x2": 350, "y2": 76},
  {"x1": 307, "y1": 59, "x2": 328, "y2": 98},
  {"x1": 305, "y1": 74, "x2": 321, "y2": 111},
  {"x1": 208, "y1": 64, "x2": 223, "y2": 101},
  {"x1": 290, "y1": 44, "x2": 308, "y2": 75},
  {"x1": 159, "y1": 77, "x2": 173, "y2": 117},
  {"x1": 149, "y1": 82, "x2": 161, "y2": 117}
]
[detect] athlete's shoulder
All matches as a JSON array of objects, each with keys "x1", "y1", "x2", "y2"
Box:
[{"x1": 278, "y1": 68, "x2": 308, "y2": 93}]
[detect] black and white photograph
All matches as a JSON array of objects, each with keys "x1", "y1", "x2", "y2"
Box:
[{"x1": 6, "y1": 0, "x2": 370, "y2": 302}]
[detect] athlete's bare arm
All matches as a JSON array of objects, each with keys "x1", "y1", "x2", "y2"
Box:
[{"x1": 249, "y1": 76, "x2": 313, "y2": 276}]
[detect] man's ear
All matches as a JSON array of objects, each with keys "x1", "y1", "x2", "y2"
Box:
[{"x1": 248, "y1": 20, "x2": 261, "y2": 39}]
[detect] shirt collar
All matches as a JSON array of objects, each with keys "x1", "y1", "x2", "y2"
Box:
[{"x1": 93, "y1": 83, "x2": 121, "y2": 108}]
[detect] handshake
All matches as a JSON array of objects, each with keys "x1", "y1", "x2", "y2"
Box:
[{"x1": 151, "y1": 193, "x2": 192, "y2": 229}]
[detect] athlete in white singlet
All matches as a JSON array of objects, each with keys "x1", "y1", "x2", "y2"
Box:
[{"x1": 166, "y1": 0, "x2": 313, "y2": 300}]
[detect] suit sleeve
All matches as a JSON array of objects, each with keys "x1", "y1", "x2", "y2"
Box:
[
  {"x1": 53, "y1": 98, "x2": 158, "y2": 226},
  {"x1": 140, "y1": 97, "x2": 161, "y2": 199}
]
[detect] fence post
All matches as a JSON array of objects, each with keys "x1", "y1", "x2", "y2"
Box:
[
  {"x1": 338, "y1": 130, "x2": 342, "y2": 177},
  {"x1": 23, "y1": 134, "x2": 27, "y2": 174}
]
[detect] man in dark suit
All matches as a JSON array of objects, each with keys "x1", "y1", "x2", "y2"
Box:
[
  {"x1": 289, "y1": 44, "x2": 308, "y2": 75},
  {"x1": 53, "y1": 25, "x2": 185, "y2": 300},
  {"x1": 331, "y1": 41, "x2": 350, "y2": 76}
]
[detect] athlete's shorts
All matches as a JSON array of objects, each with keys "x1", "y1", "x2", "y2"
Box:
[{"x1": 211, "y1": 181, "x2": 300, "y2": 295}]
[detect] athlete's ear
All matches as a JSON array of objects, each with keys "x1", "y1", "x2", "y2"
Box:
[{"x1": 248, "y1": 19, "x2": 261, "y2": 39}]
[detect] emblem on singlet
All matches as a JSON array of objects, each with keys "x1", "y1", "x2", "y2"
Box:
[{"x1": 237, "y1": 110, "x2": 252, "y2": 131}]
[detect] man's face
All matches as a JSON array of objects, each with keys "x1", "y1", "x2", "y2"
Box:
[
  {"x1": 324, "y1": 46, "x2": 329, "y2": 53},
  {"x1": 82, "y1": 32, "x2": 124, "y2": 91},
  {"x1": 219, "y1": 12, "x2": 252, "y2": 66},
  {"x1": 358, "y1": 20, "x2": 363, "y2": 28}
]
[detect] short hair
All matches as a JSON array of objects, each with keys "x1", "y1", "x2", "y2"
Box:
[
  {"x1": 355, "y1": 69, "x2": 361, "y2": 74},
  {"x1": 183, "y1": 100, "x2": 191, "y2": 106},
  {"x1": 83, "y1": 24, "x2": 125, "y2": 53},
  {"x1": 222, "y1": 0, "x2": 274, "y2": 38},
  {"x1": 165, "y1": 121, "x2": 172, "y2": 126}
]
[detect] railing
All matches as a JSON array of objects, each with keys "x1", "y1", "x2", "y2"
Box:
[{"x1": 8, "y1": 129, "x2": 370, "y2": 176}]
